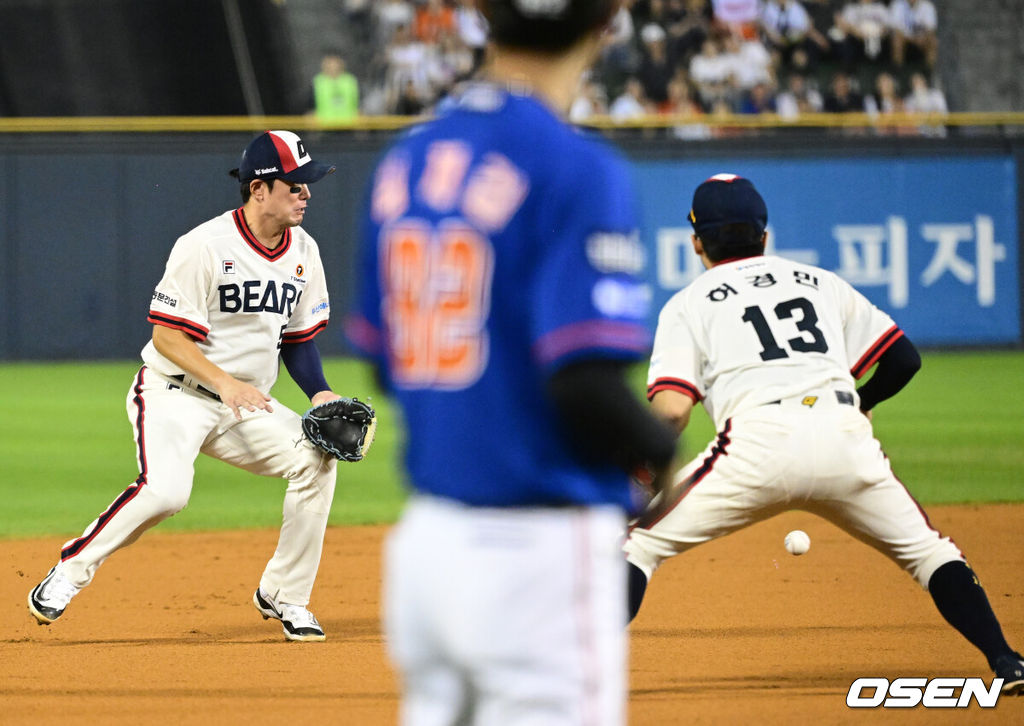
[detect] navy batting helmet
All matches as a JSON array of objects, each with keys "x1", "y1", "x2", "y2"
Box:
[{"x1": 479, "y1": 0, "x2": 621, "y2": 52}]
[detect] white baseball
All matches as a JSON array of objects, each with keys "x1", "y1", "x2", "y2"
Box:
[{"x1": 784, "y1": 530, "x2": 811, "y2": 556}]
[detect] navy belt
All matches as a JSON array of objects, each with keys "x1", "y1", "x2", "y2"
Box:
[{"x1": 169, "y1": 374, "x2": 221, "y2": 402}]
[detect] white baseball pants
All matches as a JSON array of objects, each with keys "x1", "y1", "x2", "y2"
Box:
[
  {"x1": 624, "y1": 393, "x2": 963, "y2": 589},
  {"x1": 57, "y1": 366, "x2": 337, "y2": 605},
  {"x1": 385, "y1": 495, "x2": 628, "y2": 726}
]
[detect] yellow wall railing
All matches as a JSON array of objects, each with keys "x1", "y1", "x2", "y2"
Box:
[{"x1": 0, "y1": 112, "x2": 1022, "y2": 134}]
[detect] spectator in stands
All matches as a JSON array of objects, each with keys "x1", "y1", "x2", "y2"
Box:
[
  {"x1": 392, "y1": 77, "x2": 427, "y2": 115},
  {"x1": 689, "y1": 37, "x2": 732, "y2": 110},
  {"x1": 633, "y1": 0, "x2": 679, "y2": 32},
  {"x1": 454, "y1": 0, "x2": 488, "y2": 71},
  {"x1": 637, "y1": 0, "x2": 705, "y2": 62},
  {"x1": 375, "y1": 0, "x2": 415, "y2": 43},
  {"x1": 610, "y1": 77, "x2": 652, "y2": 121},
  {"x1": 384, "y1": 23, "x2": 431, "y2": 106},
  {"x1": 904, "y1": 71, "x2": 947, "y2": 137},
  {"x1": 414, "y1": 0, "x2": 456, "y2": 45},
  {"x1": 737, "y1": 80, "x2": 777, "y2": 114},
  {"x1": 865, "y1": 71, "x2": 909, "y2": 135},
  {"x1": 832, "y1": 0, "x2": 892, "y2": 69},
  {"x1": 722, "y1": 32, "x2": 774, "y2": 92},
  {"x1": 823, "y1": 70, "x2": 866, "y2": 112},
  {"x1": 662, "y1": 75, "x2": 712, "y2": 139},
  {"x1": 311, "y1": 52, "x2": 359, "y2": 122},
  {"x1": 760, "y1": 0, "x2": 830, "y2": 70},
  {"x1": 865, "y1": 71, "x2": 902, "y2": 115},
  {"x1": 775, "y1": 71, "x2": 824, "y2": 119},
  {"x1": 637, "y1": 23, "x2": 677, "y2": 106},
  {"x1": 889, "y1": 0, "x2": 938, "y2": 69},
  {"x1": 669, "y1": 0, "x2": 714, "y2": 61},
  {"x1": 424, "y1": 30, "x2": 474, "y2": 99},
  {"x1": 601, "y1": 0, "x2": 641, "y2": 81},
  {"x1": 569, "y1": 77, "x2": 610, "y2": 124}
]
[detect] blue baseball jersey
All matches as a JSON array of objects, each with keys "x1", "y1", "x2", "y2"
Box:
[{"x1": 349, "y1": 83, "x2": 653, "y2": 509}]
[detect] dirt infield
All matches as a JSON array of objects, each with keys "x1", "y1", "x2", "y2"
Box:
[{"x1": 3, "y1": 504, "x2": 1022, "y2": 724}]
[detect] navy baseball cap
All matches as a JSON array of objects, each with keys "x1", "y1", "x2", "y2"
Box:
[
  {"x1": 688, "y1": 174, "x2": 767, "y2": 237},
  {"x1": 229, "y1": 130, "x2": 336, "y2": 184}
]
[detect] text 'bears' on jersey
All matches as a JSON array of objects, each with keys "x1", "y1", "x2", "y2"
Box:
[
  {"x1": 218, "y1": 280, "x2": 303, "y2": 317},
  {"x1": 381, "y1": 219, "x2": 495, "y2": 390}
]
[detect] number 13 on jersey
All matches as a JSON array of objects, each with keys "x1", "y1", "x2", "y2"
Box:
[{"x1": 382, "y1": 220, "x2": 495, "y2": 389}]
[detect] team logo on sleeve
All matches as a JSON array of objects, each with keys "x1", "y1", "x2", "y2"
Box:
[
  {"x1": 592, "y1": 278, "x2": 652, "y2": 319},
  {"x1": 586, "y1": 231, "x2": 646, "y2": 274},
  {"x1": 223, "y1": 260, "x2": 235, "y2": 274},
  {"x1": 151, "y1": 291, "x2": 178, "y2": 308}
]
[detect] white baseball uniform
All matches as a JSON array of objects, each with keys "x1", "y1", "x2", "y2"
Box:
[
  {"x1": 57, "y1": 209, "x2": 337, "y2": 606},
  {"x1": 623, "y1": 255, "x2": 963, "y2": 587}
]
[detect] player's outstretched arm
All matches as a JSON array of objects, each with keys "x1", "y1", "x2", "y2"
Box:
[
  {"x1": 151, "y1": 325, "x2": 273, "y2": 420},
  {"x1": 855, "y1": 334, "x2": 921, "y2": 413},
  {"x1": 280, "y1": 339, "x2": 335, "y2": 404},
  {"x1": 649, "y1": 390, "x2": 695, "y2": 435},
  {"x1": 546, "y1": 360, "x2": 677, "y2": 477}
]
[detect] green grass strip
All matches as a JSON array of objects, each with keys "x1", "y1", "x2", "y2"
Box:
[{"x1": 0, "y1": 351, "x2": 1020, "y2": 538}]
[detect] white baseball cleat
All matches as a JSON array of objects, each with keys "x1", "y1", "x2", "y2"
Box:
[
  {"x1": 253, "y1": 588, "x2": 326, "y2": 642},
  {"x1": 28, "y1": 566, "x2": 81, "y2": 625}
]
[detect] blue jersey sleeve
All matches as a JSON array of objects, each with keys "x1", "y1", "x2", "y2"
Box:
[{"x1": 530, "y1": 142, "x2": 652, "y2": 373}]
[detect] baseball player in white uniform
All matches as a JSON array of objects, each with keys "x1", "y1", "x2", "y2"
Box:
[
  {"x1": 28, "y1": 130, "x2": 348, "y2": 642},
  {"x1": 623, "y1": 174, "x2": 1024, "y2": 692}
]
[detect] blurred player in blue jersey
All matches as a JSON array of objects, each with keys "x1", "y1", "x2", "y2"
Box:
[{"x1": 347, "y1": 1, "x2": 677, "y2": 723}]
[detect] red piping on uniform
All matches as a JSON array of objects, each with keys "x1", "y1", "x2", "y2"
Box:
[
  {"x1": 232, "y1": 208, "x2": 292, "y2": 261},
  {"x1": 282, "y1": 320, "x2": 328, "y2": 344},
  {"x1": 647, "y1": 377, "x2": 702, "y2": 402},
  {"x1": 147, "y1": 311, "x2": 210, "y2": 341},
  {"x1": 533, "y1": 319, "x2": 650, "y2": 367},
  {"x1": 631, "y1": 419, "x2": 732, "y2": 533},
  {"x1": 572, "y1": 513, "x2": 600, "y2": 726},
  {"x1": 61, "y1": 368, "x2": 150, "y2": 561},
  {"x1": 851, "y1": 326, "x2": 903, "y2": 379}
]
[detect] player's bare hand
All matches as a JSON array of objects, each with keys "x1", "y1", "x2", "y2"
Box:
[
  {"x1": 218, "y1": 379, "x2": 274, "y2": 420},
  {"x1": 310, "y1": 390, "x2": 341, "y2": 407},
  {"x1": 862, "y1": 408, "x2": 873, "y2": 421}
]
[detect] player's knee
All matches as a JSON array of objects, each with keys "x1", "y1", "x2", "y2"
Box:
[
  {"x1": 291, "y1": 446, "x2": 337, "y2": 485},
  {"x1": 140, "y1": 486, "x2": 191, "y2": 517},
  {"x1": 622, "y1": 539, "x2": 660, "y2": 581},
  {"x1": 287, "y1": 451, "x2": 337, "y2": 509}
]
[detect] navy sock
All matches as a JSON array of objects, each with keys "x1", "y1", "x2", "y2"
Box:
[
  {"x1": 928, "y1": 560, "x2": 1015, "y2": 669},
  {"x1": 627, "y1": 562, "x2": 648, "y2": 624}
]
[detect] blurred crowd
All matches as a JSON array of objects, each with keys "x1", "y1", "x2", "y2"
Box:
[{"x1": 311, "y1": 0, "x2": 948, "y2": 136}]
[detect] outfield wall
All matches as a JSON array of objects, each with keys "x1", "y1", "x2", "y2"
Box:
[{"x1": 1, "y1": 133, "x2": 1022, "y2": 360}]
